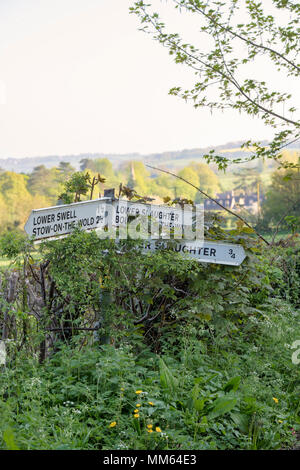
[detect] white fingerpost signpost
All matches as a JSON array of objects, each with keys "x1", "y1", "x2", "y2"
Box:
[{"x1": 24, "y1": 191, "x2": 246, "y2": 266}]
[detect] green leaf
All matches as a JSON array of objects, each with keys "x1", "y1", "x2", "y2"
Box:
[
  {"x1": 230, "y1": 412, "x2": 250, "y2": 433},
  {"x1": 209, "y1": 397, "x2": 238, "y2": 418},
  {"x1": 3, "y1": 428, "x2": 19, "y2": 450},
  {"x1": 158, "y1": 357, "x2": 178, "y2": 394},
  {"x1": 223, "y1": 376, "x2": 241, "y2": 393},
  {"x1": 193, "y1": 398, "x2": 205, "y2": 412}
]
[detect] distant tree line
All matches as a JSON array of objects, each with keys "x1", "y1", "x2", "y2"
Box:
[{"x1": 0, "y1": 150, "x2": 299, "y2": 234}]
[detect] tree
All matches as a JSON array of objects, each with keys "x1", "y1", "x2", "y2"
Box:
[
  {"x1": 189, "y1": 162, "x2": 220, "y2": 197},
  {"x1": 0, "y1": 172, "x2": 34, "y2": 229},
  {"x1": 27, "y1": 165, "x2": 62, "y2": 202},
  {"x1": 174, "y1": 167, "x2": 199, "y2": 199},
  {"x1": 261, "y1": 165, "x2": 300, "y2": 230},
  {"x1": 148, "y1": 173, "x2": 177, "y2": 198},
  {"x1": 57, "y1": 162, "x2": 75, "y2": 178},
  {"x1": 173, "y1": 163, "x2": 220, "y2": 199},
  {"x1": 274, "y1": 149, "x2": 300, "y2": 168},
  {"x1": 80, "y1": 158, "x2": 95, "y2": 171},
  {"x1": 0, "y1": 193, "x2": 7, "y2": 231},
  {"x1": 118, "y1": 161, "x2": 150, "y2": 195},
  {"x1": 93, "y1": 158, "x2": 114, "y2": 178},
  {"x1": 58, "y1": 172, "x2": 93, "y2": 203},
  {"x1": 131, "y1": 1, "x2": 300, "y2": 169},
  {"x1": 233, "y1": 168, "x2": 262, "y2": 196}
]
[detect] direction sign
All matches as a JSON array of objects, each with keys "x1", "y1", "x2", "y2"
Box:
[
  {"x1": 24, "y1": 199, "x2": 109, "y2": 240},
  {"x1": 24, "y1": 197, "x2": 246, "y2": 266},
  {"x1": 143, "y1": 240, "x2": 246, "y2": 266},
  {"x1": 114, "y1": 199, "x2": 194, "y2": 229},
  {"x1": 24, "y1": 198, "x2": 197, "y2": 241}
]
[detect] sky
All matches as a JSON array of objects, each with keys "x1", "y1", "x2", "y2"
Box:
[{"x1": 0, "y1": 0, "x2": 299, "y2": 159}]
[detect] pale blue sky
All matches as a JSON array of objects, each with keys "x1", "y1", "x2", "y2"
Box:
[{"x1": 0, "y1": 0, "x2": 298, "y2": 158}]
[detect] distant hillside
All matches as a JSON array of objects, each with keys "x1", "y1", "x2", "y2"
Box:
[
  {"x1": 0, "y1": 140, "x2": 299, "y2": 174},
  {"x1": 0, "y1": 152, "x2": 142, "y2": 174}
]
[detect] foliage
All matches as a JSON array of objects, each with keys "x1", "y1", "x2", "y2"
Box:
[
  {"x1": 1, "y1": 149, "x2": 300, "y2": 450},
  {"x1": 130, "y1": 0, "x2": 300, "y2": 169},
  {"x1": 57, "y1": 172, "x2": 106, "y2": 204},
  {"x1": 233, "y1": 168, "x2": 262, "y2": 196},
  {"x1": 57, "y1": 162, "x2": 75, "y2": 179},
  {"x1": 0, "y1": 220, "x2": 299, "y2": 450},
  {"x1": 2, "y1": 151, "x2": 300, "y2": 233},
  {"x1": 0, "y1": 231, "x2": 29, "y2": 259},
  {"x1": 265, "y1": 242, "x2": 300, "y2": 308},
  {"x1": 34, "y1": 224, "x2": 262, "y2": 351},
  {"x1": 27, "y1": 165, "x2": 63, "y2": 202},
  {"x1": 261, "y1": 166, "x2": 300, "y2": 230},
  {"x1": 80, "y1": 158, "x2": 114, "y2": 178},
  {"x1": 174, "y1": 165, "x2": 219, "y2": 200},
  {"x1": 0, "y1": 172, "x2": 37, "y2": 230},
  {"x1": 58, "y1": 171, "x2": 92, "y2": 203},
  {"x1": 0, "y1": 290, "x2": 299, "y2": 450}
]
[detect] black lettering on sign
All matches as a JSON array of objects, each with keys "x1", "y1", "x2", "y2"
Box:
[
  {"x1": 210, "y1": 248, "x2": 216, "y2": 256},
  {"x1": 78, "y1": 217, "x2": 94, "y2": 227},
  {"x1": 64, "y1": 221, "x2": 75, "y2": 230},
  {"x1": 34, "y1": 225, "x2": 51, "y2": 236},
  {"x1": 57, "y1": 210, "x2": 76, "y2": 222},
  {"x1": 33, "y1": 214, "x2": 55, "y2": 226}
]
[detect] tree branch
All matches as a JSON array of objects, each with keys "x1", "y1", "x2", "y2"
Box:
[
  {"x1": 138, "y1": 5, "x2": 299, "y2": 127},
  {"x1": 180, "y1": 0, "x2": 300, "y2": 74}
]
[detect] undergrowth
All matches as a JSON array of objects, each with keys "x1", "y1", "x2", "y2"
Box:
[{"x1": 0, "y1": 296, "x2": 299, "y2": 450}]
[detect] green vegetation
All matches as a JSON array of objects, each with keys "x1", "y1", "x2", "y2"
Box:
[
  {"x1": 0, "y1": 220, "x2": 299, "y2": 450},
  {"x1": 0, "y1": 149, "x2": 299, "y2": 236},
  {"x1": 0, "y1": 0, "x2": 299, "y2": 452},
  {"x1": 0, "y1": 158, "x2": 220, "y2": 232},
  {"x1": 0, "y1": 147, "x2": 300, "y2": 451}
]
